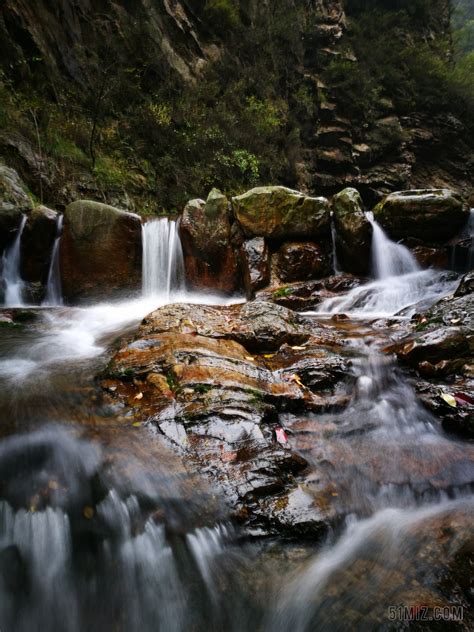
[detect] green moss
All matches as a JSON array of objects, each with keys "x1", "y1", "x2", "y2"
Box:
[{"x1": 272, "y1": 286, "x2": 293, "y2": 299}]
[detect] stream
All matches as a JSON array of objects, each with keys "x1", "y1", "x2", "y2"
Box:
[{"x1": 0, "y1": 218, "x2": 472, "y2": 631}]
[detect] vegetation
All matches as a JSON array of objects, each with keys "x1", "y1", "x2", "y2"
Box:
[{"x1": 0, "y1": 1, "x2": 472, "y2": 211}]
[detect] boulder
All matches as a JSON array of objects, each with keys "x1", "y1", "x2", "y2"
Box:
[
  {"x1": 232, "y1": 186, "x2": 330, "y2": 240},
  {"x1": 276, "y1": 242, "x2": 330, "y2": 282},
  {"x1": 0, "y1": 165, "x2": 33, "y2": 253},
  {"x1": 20, "y1": 206, "x2": 58, "y2": 284},
  {"x1": 332, "y1": 188, "x2": 372, "y2": 275},
  {"x1": 239, "y1": 237, "x2": 270, "y2": 297},
  {"x1": 373, "y1": 189, "x2": 467, "y2": 243},
  {"x1": 179, "y1": 189, "x2": 240, "y2": 294},
  {"x1": 60, "y1": 200, "x2": 142, "y2": 301}
]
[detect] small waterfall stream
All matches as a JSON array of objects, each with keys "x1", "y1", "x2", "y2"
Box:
[
  {"x1": 43, "y1": 214, "x2": 64, "y2": 306},
  {"x1": 1, "y1": 215, "x2": 27, "y2": 307},
  {"x1": 142, "y1": 218, "x2": 185, "y2": 299},
  {"x1": 366, "y1": 211, "x2": 419, "y2": 279}
]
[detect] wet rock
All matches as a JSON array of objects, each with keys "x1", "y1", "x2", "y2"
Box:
[
  {"x1": 103, "y1": 300, "x2": 344, "y2": 537},
  {"x1": 239, "y1": 237, "x2": 270, "y2": 297},
  {"x1": 373, "y1": 189, "x2": 467, "y2": 243},
  {"x1": 394, "y1": 327, "x2": 472, "y2": 368},
  {"x1": 141, "y1": 301, "x2": 314, "y2": 353},
  {"x1": 332, "y1": 188, "x2": 372, "y2": 275},
  {"x1": 60, "y1": 200, "x2": 142, "y2": 302},
  {"x1": 0, "y1": 164, "x2": 33, "y2": 253},
  {"x1": 403, "y1": 239, "x2": 449, "y2": 269},
  {"x1": 20, "y1": 206, "x2": 58, "y2": 285},
  {"x1": 414, "y1": 380, "x2": 474, "y2": 438},
  {"x1": 257, "y1": 275, "x2": 363, "y2": 311},
  {"x1": 232, "y1": 186, "x2": 330, "y2": 240},
  {"x1": 455, "y1": 271, "x2": 474, "y2": 297},
  {"x1": 276, "y1": 242, "x2": 331, "y2": 282},
  {"x1": 179, "y1": 189, "x2": 240, "y2": 294}
]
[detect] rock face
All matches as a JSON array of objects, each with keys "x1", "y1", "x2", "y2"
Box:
[
  {"x1": 0, "y1": 165, "x2": 32, "y2": 253},
  {"x1": 276, "y1": 242, "x2": 330, "y2": 282},
  {"x1": 20, "y1": 205, "x2": 58, "y2": 285},
  {"x1": 60, "y1": 200, "x2": 142, "y2": 301},
  {"x1": 102, "y1": 300, "x2": 347, "y2": 537},
  {"x1": 179, "y1": 189, "x2": 240, "y2": 294},
  {"x1": 332, "y1": 188, "x2": 372, "y2": 275},
  {"x1": 239, "y1": 237, "x2": 270, "y2": 298},
  {"x1": 232, "y1": 187, "x2": 330, "y2": 240},
  {"x1": 391, "y1": 273, "x2": 474, "y2": 437},
  {"x1": 373, "y1": 189, "x2": 467, "y2": 243}
]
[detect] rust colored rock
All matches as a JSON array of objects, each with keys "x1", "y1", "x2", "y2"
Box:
[
  {"x1": 20, "y1": 205, "x2": 58, "y2": 284},
  {"x1": 276, "y1": 242, "x2": 331, "y2": 282},
  {"x1": 60, "y1": 200, "x2": 142, "y2": 302},
  {"x1": 179, "y1": 189, "x2": 240, "y2": 294},
  {"x1": 239, "y1": 237, "x2": 270, "y2": 297}
]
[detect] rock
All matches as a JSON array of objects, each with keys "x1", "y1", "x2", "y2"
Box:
[
  {"x1": 455, "y1": 271, "x2": 474, "y2": 297},
  {"x1": 414, "y1": 380, "x2": 474, "y2": 438},
  {"x1": 394, "y1": 327, "x2": 472, "y2": 369},
  {"x1": 60, "y1": 200, "x2": 142, "y2": 302},
  {"x1": 102, "y1": 300, "x2": 335, "y2": 537},
  {"x1": 332, "y1": 188, "x2": 372, "y2": 275},
  {"x1": 405, "y1": 242, "x2": 449, "y2": 269},
  {"x1": 0, "y1": 164, "x2": 33, "y2": 253},
  {"x1": 276, "y1": 242, "x2": 331, "y2": 282},
  {"x1": 239, "y1": 237, "x2": 270, "y2": 297},
  {"x1": 373, "y1": 189, "x2": 467, "y2": 243},
  {"x1": 20, "y1": 206, "x2": 58, "y2": 285},
  {"x1": 257, "y1": 275, "x2": 363, "y2": 312},
  {"x1": 179, "y1": 189, "x2": 240, "y2": 294},
  {"x1": 141, "y1": 301, "x2": 313, "y2": 353},
  {"x1": 232, "y1": 186, "x2": 330, "y2": 240}
]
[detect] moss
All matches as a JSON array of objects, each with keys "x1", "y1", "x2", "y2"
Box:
[{"x1": 273, "y1": 286, "x2": 293, "y2": 299}]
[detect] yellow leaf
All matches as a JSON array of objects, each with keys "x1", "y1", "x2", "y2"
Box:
[
  {"x1": 132, "y1": 421, "x2": 142, "y2": 427},
  {"x1": 134, "y1": 392, "x2": 143, "y2": 400},
  {"x1": 440, "y1": 393, "x2": 457, "y2": 408},
  {"x1": 83, "y1": 506, "x2": 94, "y2": 519},
  {"x1": 290, "y1": 374, "x2": 304, "y2": 387},
  {"x1": 245, "y1": 356, "x2": 255, "y2": 361},
  {"x1": 291, "y1": 346, "x2": 306, "y2": 351},
  {"x1": 263, "y1": 354, "x2": 275, "y2": 359}
]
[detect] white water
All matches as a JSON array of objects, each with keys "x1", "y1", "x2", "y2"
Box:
[
  {"x1": 311, "y1": 214, "x2": 455, "y2": 318},
  {"x1": 142, "y1": 218, "x2": 185, "y2": 299},
  {"x1": 43, "y1": 214, "x2": 64, "y2": 306},
  {"x1": 1, "y1": 215, "x2": 27, "y2": 307},
  {"x1": 330, "y1": 213, "x2": 341, "y2": 275}
]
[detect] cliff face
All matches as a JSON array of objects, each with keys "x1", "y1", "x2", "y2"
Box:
[{"x1": 0, "y1": 0, "x2": 471, "y2": 209}]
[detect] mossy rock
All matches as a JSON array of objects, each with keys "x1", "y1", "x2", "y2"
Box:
[
  {"x1": 232, "y1": 186, "x2": 330, "y2": 240},
  {"x1": 332, "y1": 187, "x2": 372, "y2": 276}
]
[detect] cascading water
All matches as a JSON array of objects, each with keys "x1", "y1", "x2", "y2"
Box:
[
  {"x1": 366, "y1": 211, "x2": 419, "y2": 279},
  {"x1": 312, "y1": 213, "x2": 456, "y2": 318},
  {"x1": 450, "y1": 207, "x2": 474, "y2": 272},
  {"x1": 142, "y1": 218, "x2": 185, "y2": 299},
  {"x1": 330, "y1": 213, "x2": 341, "y2": 275},
  {"x1": 1, "y1": 214, "x2": 27, "y2": 307},
  {"x1": 43, "y1": 214, "x2": 64, "y2": 307}
]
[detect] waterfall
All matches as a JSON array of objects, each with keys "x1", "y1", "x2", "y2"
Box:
[
  {"x1": 142, "y1": 218, "x2": 185, "y2": 298},
  {"x1": 312, "y1": 213, "x2": 454, "y2": 318},
  {"x1": 450, "y1": 208, "x2": 474, "y2": 272},
  {"x1": 330, "y1": 213, "x2": 341, "y2": 275},
  {"x1": 1, "y1": 214, "x2": 27, "y2": 307},
  {"x1": 43, "y1": 214, "x2": 64, "y2": 306},
  {"x1": 366, "y1": 212, "x2": 419, "y2": 279}
]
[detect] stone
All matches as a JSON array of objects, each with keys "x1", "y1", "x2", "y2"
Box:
[
  {"x1": 179, "y1": 189, "x2": 240, "y2": 294},
  {"x1": 239, "y1": 237, "x2": 270, "y2": 297},
  {"x1": 276, "y1": 242, "x2": 331, "y2": 282},
  {"x1": 60, "y1": 200, "x2": 142, "y2": 301},
  {"x1": 0, "y1": 165, "x2": 33, "y2": 253},
  {"x1": 20, "y1": 206, "x2": 58, "y2": 285},
  {"x1": 232, "y1": 186, "x2": 330, "y2": 240},
  {"x1": 332, "y1": 188, "x2": 372, "y2": 275},
  {"x1": 373, "y1": 189, "x2": 467, "y2": 243}
]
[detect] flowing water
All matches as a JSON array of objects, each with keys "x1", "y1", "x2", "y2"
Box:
[
  {"x1": 0, "y1": 214, "x2": 472, "y2": 631},
  {"x1": 43, "y1": 215, "x2": 64, "y2": 307},
  {"x1": 1, "y1": 215, "x2": 27, "y2": 307},
  {"x1": 142, "y1": 218, "x2": 185, "y2": 299}
]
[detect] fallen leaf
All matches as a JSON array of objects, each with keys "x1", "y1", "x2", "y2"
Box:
[
  {"x1": 134, "y1": 392, "x2": 143, "y2": 400},
  {"x1": 440, "y1": 393, "x2": 457, "y2": 408},
  {"x1": 291, "y1": 346, "x2": 306, "y2": 351},
  {"x1": 454, "y1": 392, "x2": 474, "y2": 406},
  {"x1": 290, "y1": 374, "x2": 304, "y2": 387},
  {"x1": 275, "y1": 428, "x2": 288, "y2": 444},
  {"x1": 263, "y1": 354, "x2": 275, "y2": 359},
  {"x1": 83, "y1": 506, "x2": 94, "y2": 520},
  {"x1": 132, "y1": 421, "x2": 142, "y2": 427},
  {"x1": 245, "y1": 356, "x2": 255, "y2": 361}
]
